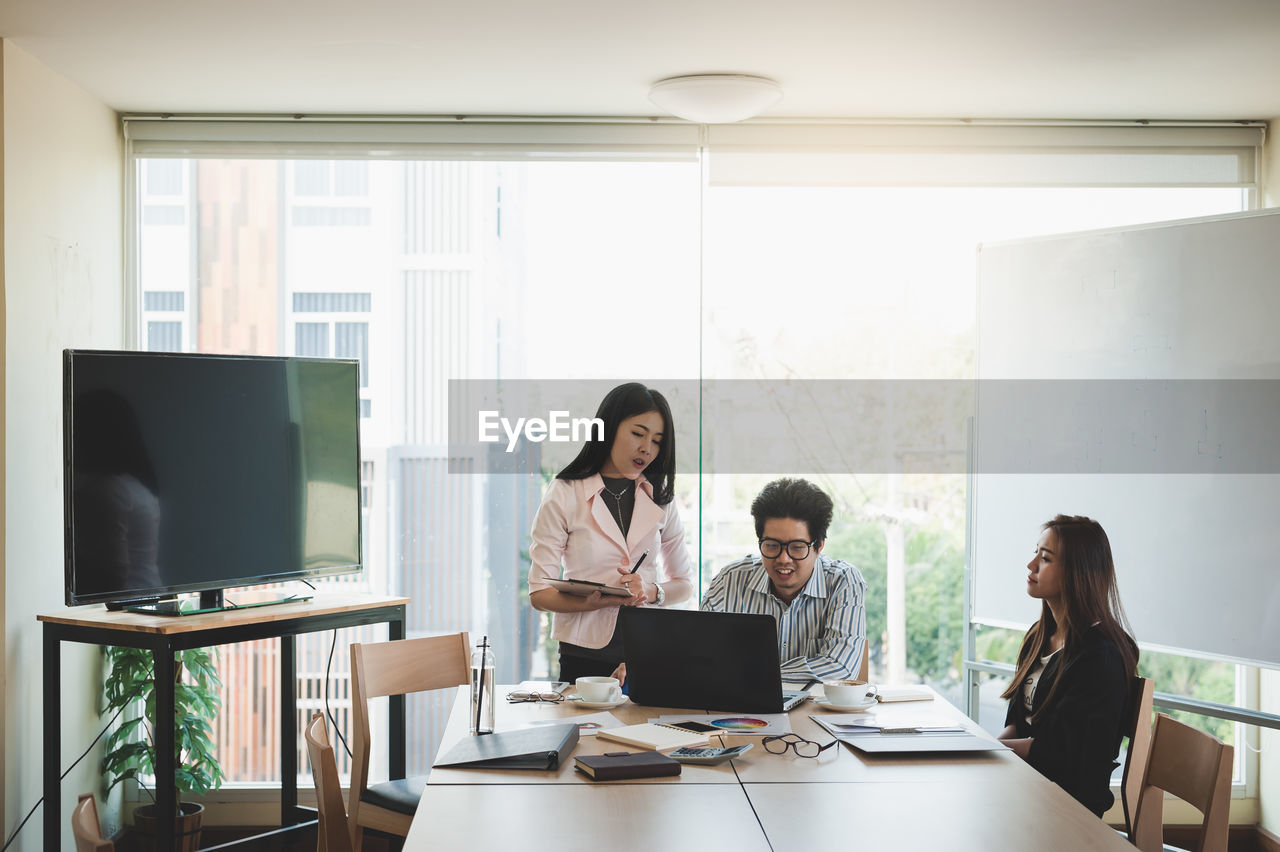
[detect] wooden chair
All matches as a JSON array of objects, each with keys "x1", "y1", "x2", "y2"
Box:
[
  {"x1": 859, "y1": 639, "x2": 870, "y2": 682},
  {"x1": 1132, "y1": 712, "x2": 1233, "y2": 852},
  {"x1": 305, "y1": 712, "x2": 354, "y2": 852},
  {"x1": 1120, "y1": 676, "x2": 1154, "y2": 839},
  {"x1": 348, "y1": 632, "x2": 471, "y2": 851},
  {"x1": 71, "y1": 793, "x2": 114, "y2": 852}
]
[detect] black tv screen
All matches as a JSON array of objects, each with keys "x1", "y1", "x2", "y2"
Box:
[{"x1": 63, "y1": 349, "x2": 362, "y2": 608}]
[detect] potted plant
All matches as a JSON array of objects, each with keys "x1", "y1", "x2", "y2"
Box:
[{"x1": 101, "y1": 645, "x2": 225, "y2": 852}]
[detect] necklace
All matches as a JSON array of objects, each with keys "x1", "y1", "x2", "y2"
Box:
[{"x1": 599, "y1": 479, "x2": 632, "y2": 538}]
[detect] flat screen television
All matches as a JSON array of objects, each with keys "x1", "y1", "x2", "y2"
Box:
[{"x1": 63, "y1": 349, "x2": 362, "y2": 614}]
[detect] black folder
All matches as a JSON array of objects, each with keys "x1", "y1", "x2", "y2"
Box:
[{"x1": 432, "y1": 722, "x2": 579, "y2": 770}]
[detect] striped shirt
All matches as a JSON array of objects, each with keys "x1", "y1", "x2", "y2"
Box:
[{"x1": 702, "y1": 553, "x2": 867, "y2": 682}]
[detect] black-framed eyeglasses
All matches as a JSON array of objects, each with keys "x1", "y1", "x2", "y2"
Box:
[
  {"x1": 762, "y1": 734, "x2": 838, "y2": 758},
  {"x1": 759, "y1": 538, "x2": 817, "y2": 560},
  {"x1": 505, "y1": 690, "x2": 565, "y2": 704}
]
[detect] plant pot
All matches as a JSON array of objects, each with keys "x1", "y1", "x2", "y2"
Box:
[{"x1": 132, "y1": 802, "x2": 205, "y2": 852}]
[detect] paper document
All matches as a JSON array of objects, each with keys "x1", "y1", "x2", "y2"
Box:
[
  {"x1": 526, "y1": 711, "x2": 622, "y2": 736},
  {"x1": 811, "y1": 712, "x2": 964, "y2": 736},
  {"x1": 809, "y1": 714, "x2": 1007, "y2": 754}
]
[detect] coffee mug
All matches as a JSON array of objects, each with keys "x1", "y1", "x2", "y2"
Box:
[
  {"x1": 823, "y1": 679, "x2": 871, "y2": 706},
  {"x1": 576, "y1": 676, "x2": 622, "y2": 703}
]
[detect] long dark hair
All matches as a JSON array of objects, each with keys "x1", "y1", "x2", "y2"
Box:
[
  {"x1": 1000, "y1": 514, "x2": 1138, "y2": 720},
  {"x1": 556, "y1": 382, "x2": 676, "y2": 505}
]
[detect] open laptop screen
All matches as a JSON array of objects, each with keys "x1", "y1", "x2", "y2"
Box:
[{"x1": 618, "y1": 608, "x2": 786, "y2": 712}]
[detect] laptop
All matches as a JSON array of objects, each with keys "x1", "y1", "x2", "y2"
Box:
[{"x1": 617, "y1": 608, "x2": 812, "y2": 713}]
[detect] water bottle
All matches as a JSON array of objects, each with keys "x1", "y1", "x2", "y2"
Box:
[{"x1": 469, "y1": 636, "x2": 495, "y2": 735}]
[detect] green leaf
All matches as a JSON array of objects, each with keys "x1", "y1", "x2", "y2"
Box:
[{"x1": 100, "y1": 643, "x2": 224, "y2": 796}]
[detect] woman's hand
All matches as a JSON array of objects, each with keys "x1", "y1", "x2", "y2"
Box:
[
  {"x1": 610, "y1": 662, "x2": 628, "y2": 686},
  {"x1": 529, "y1": 587, "x2": 625, "y2": 613},
  {"x1": 583, "y1": 590, "x2": 626, "y2": 611},
  {"x1": 999, "y1": 735, "x2": 1033, "y2": 761},
  {"x1": 615, "y1": 570, "x2": 649, "y2": 606}
]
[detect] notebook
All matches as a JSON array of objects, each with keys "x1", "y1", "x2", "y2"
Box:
[
  {"x1": 432, "y1": 722, "x2": 579, "y2": 769},
  {"x1": 575, "y1": 751, "x2": 682, "y2": 780},
  {"x1": 873, "y1": 685, "x2": 933, "y2": 703},
  {"x1": 617, "y1": 608, "x2": 812, "y2": 713},
  {"x1": 595, "y1": 722, "x2": 710, "y2": 751}
]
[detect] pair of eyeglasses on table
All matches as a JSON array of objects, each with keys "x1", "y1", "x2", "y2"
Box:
[
  {"x1": 762, "y1": 734, "x2": 838, "y2": 758},
  {"x1": 505, "y1": 690, "x2": 566, "y2": 703}
]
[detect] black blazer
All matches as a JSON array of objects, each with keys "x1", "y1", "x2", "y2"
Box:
[{"x1": 1004, "y1": 626, "x2": 1130, "y2": 817}]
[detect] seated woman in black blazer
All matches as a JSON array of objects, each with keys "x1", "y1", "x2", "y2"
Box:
[{"x1": 998, "y1": 514, "x2": 1139, "y2": 818}]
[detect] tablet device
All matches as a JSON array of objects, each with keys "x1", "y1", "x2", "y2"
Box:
[{"x1": 546, "y1": 578, "x2": 630, "y2": 597}]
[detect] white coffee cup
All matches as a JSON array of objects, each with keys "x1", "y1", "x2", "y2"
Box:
[
  {"x1": 576, "y1": 675, "x2": 622, "y2": 703},
  {"x1": 823, "y1": 679, "x2": 871, "y2": 707}
]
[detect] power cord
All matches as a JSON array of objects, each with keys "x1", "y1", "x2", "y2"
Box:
[
  {"x1": 2, "y1": 667, "x2": 151, "y2": 852},
  {"x1": 325, "y1": 628, "x2": 353, "y2": 759}
]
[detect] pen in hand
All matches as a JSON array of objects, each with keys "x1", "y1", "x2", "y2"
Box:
[{"x1": 629, "y1": 551, "x2": 650, "y2": 574}]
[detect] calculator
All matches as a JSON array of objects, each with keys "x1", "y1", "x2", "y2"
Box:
[{"x1": 669, "y1": 745, "x2": 753, "y2": 765}]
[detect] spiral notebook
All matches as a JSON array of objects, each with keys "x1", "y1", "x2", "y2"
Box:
[{"x1": 595, "y1": 722, "x2": 710, "y2": 751}]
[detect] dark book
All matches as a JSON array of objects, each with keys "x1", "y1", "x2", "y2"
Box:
[
  {"x1": 574, "y1": 750, "x2": 682, "y2": 781},
  {"x1": 433, "y1": 722, "x2": 579, "y2": 770}
]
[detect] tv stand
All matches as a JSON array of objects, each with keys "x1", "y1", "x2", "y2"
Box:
[
  {"x1": 124, "y1": 588, "x2": 314, "y2": 617},
  {"x1": 40, "y1": 594, "x2": 408, "y2": 852}
]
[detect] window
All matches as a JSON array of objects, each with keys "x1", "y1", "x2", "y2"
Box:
[
  {"x1": 133, "y1": 156, "x2": 700, "y2": 786},
  {"x1": 127, "y1": 121, "x2": 1257, "y2": 792},
  {"x1": 146, "y1": 321, "x2": 183, "y2": 352},
  {"x1": 295, "y1": 322, "x2": 330, "y2": 357}
]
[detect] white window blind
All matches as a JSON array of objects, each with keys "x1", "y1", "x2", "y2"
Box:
[
  {"x1": 124, "y1": 118, "x2": 701, "y2": 162},
  {"x1": 125, "y1": 118, "x2": 1261, "y2": 188},
  {"x1": 705, "y1": 122, "x2": 1262, "y2": 187}
]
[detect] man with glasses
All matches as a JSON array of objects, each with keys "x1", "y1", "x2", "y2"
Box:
[{"x1": 703, "y1": 477, "x2": 867, "y2": 683}]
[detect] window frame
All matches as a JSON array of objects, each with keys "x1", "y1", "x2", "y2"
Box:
[{"x1": 121, "y1": 117, "x2": 1266, "y2": 805}]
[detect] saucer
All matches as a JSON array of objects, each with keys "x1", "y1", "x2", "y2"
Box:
[
  {"x1": 812, "y1": 696, "x2": 877, "y2": 712},
  {"x1": 568, "y1": 695, "x2": 629, "y2": 710}
]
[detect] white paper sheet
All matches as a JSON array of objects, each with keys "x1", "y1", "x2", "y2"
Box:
[{"x1": 524, "y1": 711, "x2": 623, "y2": 736}]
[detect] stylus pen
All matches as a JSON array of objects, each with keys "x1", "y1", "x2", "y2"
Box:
[{"x1": 629, "y1": 550, "x2": 650, "y2": 574}]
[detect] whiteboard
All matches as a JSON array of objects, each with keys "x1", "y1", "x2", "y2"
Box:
[{"x1": 973, "y1": 209, "x2": 1280, "y2": 667}]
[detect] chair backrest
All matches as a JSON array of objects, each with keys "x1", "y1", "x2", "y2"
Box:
[
  {"x1": 305, "y1": 712, "x2": 354, "y2": 852},
  {"x1": 71, "y1": 793, "x2": 113, "y2": 852},
  {"x1": 348, "y1": 632, "x2": 471, "y2": 833},
  {"x1": 1132, "y1": 712, "x2": 1233, "y2": 852},
  {"x1": 1120, "y1": 675, "x2": 1154, "y2": 838},
  {"x1": 859, "y1": 640, "x2": 870, "y2": 682}
]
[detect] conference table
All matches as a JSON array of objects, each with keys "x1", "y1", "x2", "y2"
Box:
[{"x1": 406, "y1": 685, "x2": 1134, "y2": 851}]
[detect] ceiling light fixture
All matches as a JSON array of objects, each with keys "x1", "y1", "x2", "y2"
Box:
[{"x1": 648, "y1": 74, "x2": 783, "y2": 123}]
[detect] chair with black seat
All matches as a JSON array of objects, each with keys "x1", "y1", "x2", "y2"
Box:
[
  {"x1": 1132, "y1": 712, "x2": 1233, "y2": 852},
  {"x1": 348, "y1": 632, "x2": 471, "y2": 851},
  {"x1": 71, "y1": 793, "x2": 114, "y2": 852},
  {"x1": 305, "y1": 712, "x2": 354, "y2": 852},
  {"x1": 1119, "y1": 676, "x2": 1154, "y2": 840}
]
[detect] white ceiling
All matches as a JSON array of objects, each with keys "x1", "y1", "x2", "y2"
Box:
[{"x1": 2, "y1": 0, "x2": 1279, "y2": 121}]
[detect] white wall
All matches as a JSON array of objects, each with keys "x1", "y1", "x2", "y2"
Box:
[{"x1": 2, "y1": 40, "x2": 122, "y2": 851}]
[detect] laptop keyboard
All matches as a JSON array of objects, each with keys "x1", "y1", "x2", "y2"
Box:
[{"x1": 781, "y1": 691, "x2": 808, "y2": 712}]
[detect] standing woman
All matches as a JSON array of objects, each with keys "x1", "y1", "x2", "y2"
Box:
[
  {"x1": 528, "y1": 383, "x2": 694, "y2": 683},
  {"x1": 998, "y1": 514, "x2": 1139, "y2": 817}
]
